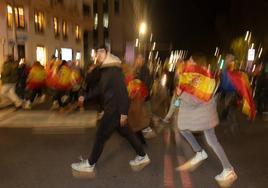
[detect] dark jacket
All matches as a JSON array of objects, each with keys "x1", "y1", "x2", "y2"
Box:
[
  {"x1": 1, "y1": 60, "x2": 18, "y2": 84},
  {"x1": 85, "y1": 54, "x2": 129, "y2": 115}
]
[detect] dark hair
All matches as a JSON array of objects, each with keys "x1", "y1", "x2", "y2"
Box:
[
  {"x1": 96, "y1": 44, "x2": 108, "y2": 52},
  {"x1": 191, "y1": 52, "x2": 207, "y2": 66}
]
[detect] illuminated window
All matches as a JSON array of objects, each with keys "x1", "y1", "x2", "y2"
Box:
[
  {"x1": 36, "y1": 46, "x2": 46, "y2": 66},
  {"x1": 94, "y1": 13, "x2": 98, "y2": 30},
  {"x1": 62, "y1": 20, "x2": 68, "y2": 38},
  {"x1": 76, "y1": 52, "x2": 81, "y2": 60},
  {"x1": 7, "y1": 5, "x2": 13, "y2": 27},
  {"x1": 34, "y1": 11, "x2": 44, "y2": 33},
  {"x1": 7, "y1": 5, "x2": 25, "y2": 28},
  {"x1": 103, "y1": 13, "x2": 109, "y2": 28},
  {"x1": 75, "y1": 25, "x2": 81, "y2": 41},
  {"x1": 53, "y1": 17, "x2": 60, "y2": 37}
]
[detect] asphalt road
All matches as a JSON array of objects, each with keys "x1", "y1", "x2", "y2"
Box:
[{"x1": 0, "y1": 110, "x2": 268, "y2": 188}]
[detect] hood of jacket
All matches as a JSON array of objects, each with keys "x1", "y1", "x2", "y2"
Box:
[{"x1": 100, "y1": 53, "x2": 121, "y2": 68}]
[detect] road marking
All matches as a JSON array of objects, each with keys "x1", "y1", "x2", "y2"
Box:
[
  {"x1": 174, "y1": 129, "x2": 193, "y2": 188},
  {"x1": 163, "y1": 129, "x2": 175, "y2": 188}
]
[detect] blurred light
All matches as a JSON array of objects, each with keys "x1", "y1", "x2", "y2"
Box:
[
  {"x1": 220, "y1": 59, "x2": 225, "y2": 69},
  {"x1": 152, "y1": 42, "x2": 156, "y2": 50},
  {"x1": 252, "y1": 64, "x2": 256, "y2": 72},
  {"x1": 103, "y1": 13, "x2": 109, "y2": 28},
  {"x1": 217, "y1": 54, "x2": 222, "y2": 64},
  {"x1": 161, "y1": 74, "x2": 167, "y2": 87},
  {"x1": 135, "y1": 38, "x2": 139, "y2": 47},
  {"x1": 245, "y1": 31, "x2": 249, "y2": 41},
  {"x1": 251, "y1": 43, "x2": 254, "y2": 49},
  {"x1": 76, "y1": 52, "x2": 81, "y2": 60},
  {"x1": 55, "y1": 49, "x2": 59, "y2": 58},
  {"x1": 150, "y1": 33, "x2": 153, "y2": 42},
  {"x1": 148, "y1": 51, "x2": 152, "y2": 60},
  {"x1": 91, "y1": 49, "x2": 95, "y2": 59},
  {"x1": 139, "y1": 22, "x2": 146, "y2": 35},
  {"x1": 155, "y1": 51, "x2": 158, "y2": 60},
  {"x1": 214, "y1": 47, "x2": 219, "y2": 56},
  {"x1": 94, "y1": 13, "x2": 98, "y2": 30},
  {"x1": 248, "y1": 49, "x2": 255, "y2": 61},
  {"x1": 258, "y1": 47, "x2": 263, "y2": 58}
]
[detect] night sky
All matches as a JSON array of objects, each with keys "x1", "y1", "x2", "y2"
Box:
[{"x1": 149, "y1": 0, "x2": 268, "y2": 57}]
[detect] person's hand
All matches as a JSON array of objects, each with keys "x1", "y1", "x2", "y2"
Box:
[
  {"x1": 78, "y1": 96, "x2": 85, "y2": 102},
  {"x1": 120, "y1": 115, "x2": 128, "y2": 127},
  {"x1": 176, "y1": 86, "x2": 182, "y2": 96}
]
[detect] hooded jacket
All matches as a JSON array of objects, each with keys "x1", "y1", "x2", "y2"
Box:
[{"x1": 85, "y1": 53, "x2": 129, "y2": 115}]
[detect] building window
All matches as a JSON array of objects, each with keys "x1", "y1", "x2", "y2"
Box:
[
  {"x1": 75, "y1": 25, "x2": 81, "y2": 41},
  {"x1": 34, "y1": 11, "x2": 44, "y2": 33},
  {"x1": 83, "y1": 4, "x2": 91, "y2": 17},
  {"x1": 36, "y1": 46, "x2": 46, "y2": 66},
  {"x1": 94, "y1": 14, "x2": 98, "y2": 30},
  {"x1": 62, "y1": 20, "x2": 68, "y2": 39},
  {"x1": 103, "y1": 13, "x2": 109, "y2": 28},
  {"x1": 53, "y1": 17, "x2": 60, "y2": 37},
  {"x1": 7, "y1": 5, "x2": 25, "y2": 28},
  {"x1": 7, "y1": 5, "x2": 13, "y2": 28},
  {"x1": 114, "y1": 0, "x2": 120, "y2": 15},
  {"x1": 61, "y1": 48, "x2": 72, "y2": 61}
]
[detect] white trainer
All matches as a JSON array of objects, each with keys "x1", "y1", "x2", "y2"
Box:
[
  {"x1": 176, "y1": 150, "x2": 208, "y2": 171},
  {"x1": 215, "y1": 168, "x2": 237, "y2": 187},
  {"x1": 23, "y1": 101, "x2": 31, "y2": 110},
  {"x1": 71, "y1": 159, "x2": 95, "y2": 173},
  {"x1": 129, "y1": 154, "x2": 150, "y2": 171}
]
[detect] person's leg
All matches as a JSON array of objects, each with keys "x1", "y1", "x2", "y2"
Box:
[
  {"x1": 117, "y1": 126, "x2": 146, "y2": 156},
  {"x1": 136, "y1": 130, "x2": 146, "y2": 145},
  {"x1": 180, "y1": 130, "x2": 202, "y2": 152},
  {"x1": 88, "y1": 113, "x2": 118, "y2": 165},
  {"x1": 7, "y1": 84, "x2": 22, "y2": 106},
  {"x1": 204, "y1": 128, "x2": 233, "y2": 169},
  {"x1": 164, "y1": 94, "x2": 176, "y2": 121}
]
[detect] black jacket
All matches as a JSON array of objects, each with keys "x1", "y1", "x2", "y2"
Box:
[{"x1": 85, "y1": 66, "x2": 129, "y2": 115}]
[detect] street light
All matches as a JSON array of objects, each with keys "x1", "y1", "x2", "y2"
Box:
[{"x1": 139, "y1": 22, "x2": 146, "y2": 35}]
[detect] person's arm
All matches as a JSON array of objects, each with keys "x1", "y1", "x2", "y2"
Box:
[{"x1": 115, "y1": 71, "x2": 129, "y2": 126}]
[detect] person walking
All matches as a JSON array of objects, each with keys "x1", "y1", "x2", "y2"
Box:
[
  {"x1": 175, "y1": 54, "x2": 237, "y2": 187},
  {"x1": 0, "y1": 55, "x2": 22, "y2": 108},
  {"x1": 71, "y1": 46, "x2": 150, "y2": 175}
]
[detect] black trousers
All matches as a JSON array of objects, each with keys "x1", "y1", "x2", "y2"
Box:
[
  {"x1": 29, "y1": 88, "x2": 42, "y2": 103},
  {"x1": 89, "y1": 112, "x2": 145, "y2": 165}
]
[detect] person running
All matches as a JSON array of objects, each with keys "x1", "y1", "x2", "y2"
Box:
[
  {"x1": 71, "y1": 46, "x2": 150, "y2": 175},
  {"x1": 175, "y1": 54, "x2": 237, "y2": 187}
]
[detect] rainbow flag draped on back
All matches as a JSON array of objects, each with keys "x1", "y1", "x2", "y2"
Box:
[
  {"x1": 179, "y1": 63, "x2": 216, "y2": 101},
  {"x1": 223, "y1": 70, "x2": 256, "y2": 119}
]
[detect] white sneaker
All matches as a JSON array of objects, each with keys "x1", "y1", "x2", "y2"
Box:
[
  {"x1": 37, "y1": 94, "x2": 46, "y2": 104},
  {"x1": 129, "y1": 154, "x2": 150, "y2": 171},
  {"x1": 51, "y1": 101, "x2": 59, "y2": 110},
  {"x1": 23, "y1": 101, "x2": 31, "y2": 110},
  {"x1": 176, "y1": 150, "x2": 208, "y2": 171},
  {"x1": 71, "y1": 158, "x2": 95, "y2": 173},
  {"x1": 161, "y1": 118, "x2": 170, "y2": 124},
  {"x1": 215, "y1": 168, "x2": 237, "y2": 187}
]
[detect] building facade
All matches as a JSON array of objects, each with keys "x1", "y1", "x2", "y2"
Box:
[
  {"x1": 92, "y1": 0, "x2": 149, "y2": 59},
  {"x1": 0, "y1": 0, "x2": 93, "y2": 70}
]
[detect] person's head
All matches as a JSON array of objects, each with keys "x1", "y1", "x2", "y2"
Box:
[
  {"x1": 225, "y1": 54, "x2": 235, "y2": 70},
  {"x1": 189, "y1": 53, "x2": 207, "y2": 67},
  {"x1": 6, "y1": 55, "x2": 14, "y2": 63},
  {"x1": 96, "y1": 45, "x2": 108, "y2": 64},
  {"x1": 134, "y1": 54, "x2": 145, "y2": 68}
]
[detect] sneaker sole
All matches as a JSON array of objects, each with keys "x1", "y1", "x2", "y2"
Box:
[
  {"x1": 176, "y1": 158, "x2": 207, "y2": 172},
  {"x1": 216, "y1": 174, "x2": 238, "y2": 188},
  {"x1": 130, "y1": 159, "x2": 151, "y2": 172},
  {"x1": 72, "y1": 169, "x2": 96, "y2": 179}
]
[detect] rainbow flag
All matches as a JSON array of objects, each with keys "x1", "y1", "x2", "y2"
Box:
[
  {"x1": 226, "y1": 70, "x2": 256, "y2": 119},
  {"x1": 179, "y1": 64, "x2": 216, "y2": 101}
]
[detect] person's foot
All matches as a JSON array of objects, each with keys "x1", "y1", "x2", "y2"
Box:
[
  {"x1": 129, "y1": 154, "x2": 150, "y2": 171},
  {"x1": 176, "y1": 150, "x2": 208, "y2": 171},
  {"x1": 160, "y1": 117, "x2": 170, "y2": 124},
  {"x1": 23, "y1": 101, "x2": 31, "y2": 110},
  {"x1": 215, "y1": 168, "x2": 237, "y2": 187},
  {"x1": 71, "y1": 158, "x2": 95, "y2": 173},
  {"x1": 15, "y1": 101, "x2": 23, "y2": 109},
  {"x1": 51, "y1": 101, "x2": 59, "y2": 110}
]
